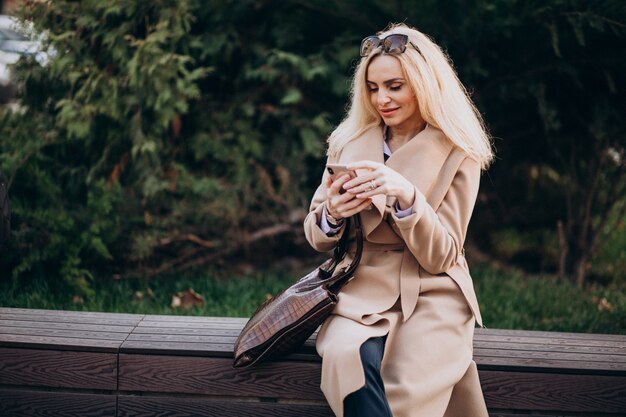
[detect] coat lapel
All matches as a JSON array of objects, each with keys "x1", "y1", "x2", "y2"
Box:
[
  {"x1": 337, "y1": 124, "x2": 453, "y2": 238},
  {"x1": 385, "y1": 124, "x2": 453, "y2": 201}
]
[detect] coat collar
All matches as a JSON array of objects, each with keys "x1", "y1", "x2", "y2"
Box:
[{"x1": 338, "y1": 123, "x2": 453, "y2": 237}]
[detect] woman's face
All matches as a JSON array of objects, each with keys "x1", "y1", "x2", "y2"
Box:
[{"x1": 366, "y1": 54, "x2": 420, "y2": 129}]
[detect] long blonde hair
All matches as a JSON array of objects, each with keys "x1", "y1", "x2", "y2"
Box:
[{"x1": 327, "y1": 23, "x2": 494, "y2": 170}]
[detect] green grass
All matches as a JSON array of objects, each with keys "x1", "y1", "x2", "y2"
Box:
[
  {"x1": 1, "y1": 265, "x2": 625, "y2": 334},
  {"x1": 474, "y1": 265, "x2": 626, "y2": 334},
  {"x1": 0, "y1": 270, "x2": 296, "y2": 317}
]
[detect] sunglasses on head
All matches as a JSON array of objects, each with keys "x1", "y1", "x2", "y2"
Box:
[{"x1": 360, "y1": 34, "x2": 421, "y2": 57}]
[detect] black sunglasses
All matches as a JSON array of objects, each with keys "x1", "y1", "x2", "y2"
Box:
[{"x1": 360, "y1": 34, "x2": 421, "y2": 57}]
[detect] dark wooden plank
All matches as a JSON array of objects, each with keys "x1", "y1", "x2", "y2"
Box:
[
  {"x1": 474, "y1": 333, "x2": 626, "y2": 349},
  {"x1": 480, "y1": 370, "x2": 626, "y2": 413},
  {"x1": 118, "y1": 395, "x2": 332, "y2": 417},
  {"x1": 475, "y1": 353, "x2": 626, "y2": 374},
  {"x1": 0, "y1": 312, "x2": 141, "y2": 326},
  {"x1": 475, "y1": 327, "x2": 626, "y2": 342},
  {"x1": 118, "y1": 354, "x2": 626, "y2": 413},
  {"x1": 119, "y1": 339, "x2": 319, "y2": 362},
  {"x1": 121, "y1": 338, "x2": 625, "y2": 372},
  {"x1": 0, "y1": 307, "x2": 143, "y2": 320},
  {"x1": 140, "y1": 315, "x2": 247, "y2": 324},
  {"x1": 0, "y1": 326, "x2": 131, "y2": 341},
  {"x1": 136, "y1": 320, "x2": 251, "y2": 330},
  {"x1": 125, "y1": 333, "x2": 236, "y2": 343},
  {"x1": 127, "y1": 329, "x2": 626, "y2": 355},
  {"x1": 474, "y1": 347, "x2": 626, "y2": 365},
  {"x1": 487, "y1": 414, "x2": 565, "y2": 417},
  {"x1": 131, "y1": 326, "x2": 243, "y2": 336},
  {"x1": 0, "y1": 347, "x2": 117, "y2": 390},
  {"x1": 0, "y1": 334, "x2": 122, "y2": 352},
  {"x1": 119, "y1": 354, "x2": 325, "y2": 400},
  {"x1": 120, "y1": 340, "x2": 235, "y2": 356},
  {"x1": 0, "y1": 388, "x2": 116, "y2": 417},
  {"x1": 125, "y1": 332, "x2": 626, "y2": 360},
  {"x1": 0, "y1": 319, "x2": 136, "y2": 333}
]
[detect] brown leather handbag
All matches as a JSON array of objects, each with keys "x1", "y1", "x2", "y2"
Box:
[{"x1": 233, "y1": 214, "x2": 363, "y2": 368}]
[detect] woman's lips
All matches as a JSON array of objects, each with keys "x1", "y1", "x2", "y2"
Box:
[{"x1": 380, "y1": 107, "x2": 399, "y2": 117}]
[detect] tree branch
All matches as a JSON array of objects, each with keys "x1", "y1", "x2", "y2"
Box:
[
  {"x1": 120, "y1": 223, "x2": 300, "y2": 279},
  {"x1": 156, "y1": 233, "x2": 218, "y2": 249}
]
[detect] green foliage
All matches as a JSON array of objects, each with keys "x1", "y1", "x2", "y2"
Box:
[
  {"x1": 0, "y1": 0, "x2": 624, "y2": 295},
  {"x1": 1, "y1": 0, "x2": 351, "y2": 291}
]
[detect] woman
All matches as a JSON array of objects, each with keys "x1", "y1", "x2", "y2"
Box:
[{"x1": 303, "y1": 23, "x2": 494, "y2": 417}]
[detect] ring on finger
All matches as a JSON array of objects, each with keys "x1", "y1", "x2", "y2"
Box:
[{"x1": 368, "y1": 179, "x2": 376, "y2": 191}]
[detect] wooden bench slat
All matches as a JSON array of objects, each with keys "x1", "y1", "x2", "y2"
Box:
[
  {"x1": 475, "y1": 341, "x2": 626, "y2": 357},
  {"x1": 481, "y1": 370, "x2": 626, "y2": 413},
  {"x1": 136, "y1": 320, "x2": 250, "y2": 329},
  {"x1": 0, "y1": 307, "x2": 143, "y2": 320},
  {"x1": 0, "y1": 326, "x2": 132, "y2": 341},
  {"x1": 0, "y1": 334, "x2": 123, "y2": 352},
  {"x1": 474, "y1": 333, "x2": 626, "y2": 349},
  {"x1": 120, "y1": 340, "x2": 626, "y2": 373},
  {"x1": 476, "y1": 355, "x2": 626, "y2": 373},
  {"x1": 131, "y1": 326, "x2": 243, "y2": 336},
  {"x1": 473, "y1": 347, "x2": 626, "y2": 366},
  {"x1": 0, "y1": 347, "x2": 117, "y2": 390},
  {"x1": 0, "y1": 319, "x2": 136, "y2": 333},
  {"x1": 119, "y1": 354, "x2": 325, "y2": 400},
  {"x1": 0, "y1": 312, "x2": 142, "y2": 326},
  {"x1": 475, "y1": 327, "x2": 626, "y2": 342},
  {"x1": 118, "y1": 395, "x2": 332, "y2": 417},
  {"x1": 125, "y1": 333, "x2": 241, "y2": 344},
  {"x1": 123, "y1": 332, "x2": 626, "y2": 358},
  {"x1": 0, "y1": 388, "x2": 117, "y2": 417},
  {"x1": 119, "y1": 339, "x2": 319, "y2": 360},
  {"x1": 139, "y1": 315, "x2": 247, "y2": 323}
]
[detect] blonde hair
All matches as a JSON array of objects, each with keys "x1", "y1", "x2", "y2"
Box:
[{"x1": 327, "y1": 23, "x2": 494, "y2": 170}]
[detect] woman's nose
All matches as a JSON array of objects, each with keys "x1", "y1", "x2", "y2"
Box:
[{"x1": 378, "y1": 91, "x2": 391, "y2": 106}]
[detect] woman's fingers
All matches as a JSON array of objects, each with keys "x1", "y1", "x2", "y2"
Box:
[
  {"x1": 341, "y1": 198, "x2": 374, "y2": 217},
  {"x1": 346, "y1": 161, "x2": 382, "y2": 171},
  {"x1": 327, "y1": 174, "x2": 364, "y2": 219},
  {"x1": 331, "y1": 195, "x2": 371, "y2": 219},
  {"x1": 328, "y1": 174, "x2": 352, "y2": 196}
]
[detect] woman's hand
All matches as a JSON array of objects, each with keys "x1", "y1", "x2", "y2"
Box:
[
  {"x1": 325, "y1": 174, "x2": 373, "y2": 220},
  {"x1": 344, "y1": 161, "x2": 416, "y2": 210}
]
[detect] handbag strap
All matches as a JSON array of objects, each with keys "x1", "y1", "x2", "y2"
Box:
[
  {"x1": 325, "y1": 213, "x2": 363, "y2": 293},
  {"x1": 319, "y1": 213, "x2": 362, "y2": 277}
]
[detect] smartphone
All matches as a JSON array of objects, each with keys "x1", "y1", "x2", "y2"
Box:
[
  {"x1": 326, "y1": 164, "x2": 357, "y2": 194},
  {"x1": 326, "y1": 164, "x2": 357, "y2": 180}
]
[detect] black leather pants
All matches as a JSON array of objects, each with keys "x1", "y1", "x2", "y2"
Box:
[{"x1": 343, "y1": 336, "x2": 393, "y2": 417}]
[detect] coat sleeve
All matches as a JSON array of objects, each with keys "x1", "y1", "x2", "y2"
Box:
[
  {"x1": 303, "y1": 160, "x2": 346, "y2": 253},
  {"x1": 391, "y1": 157, "x2": 480, "y2": 274}
]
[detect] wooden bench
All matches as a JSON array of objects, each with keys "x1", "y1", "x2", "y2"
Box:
[{"x1": 1, "y1": 307, "x2": 625, "y2": 416}]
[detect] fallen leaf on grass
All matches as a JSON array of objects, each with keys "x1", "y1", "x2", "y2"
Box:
[
  {"x1": 171, "y1": 288, "x2": 205, "y2": 310},
  {"x1": 592, "y1": 296, "x2": 614, "y2": 312},
  {"x1": 72, "y1": 295, "x2": 84, "y2": 305}
]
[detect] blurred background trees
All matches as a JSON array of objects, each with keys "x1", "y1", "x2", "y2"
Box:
[{"x1": 0, "y1": 0, "x2": 624, "y2": 296}]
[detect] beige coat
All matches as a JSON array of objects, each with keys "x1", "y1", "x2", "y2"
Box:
[{"x1": 303, "y1": 124, "x2": 488, "y2": 417}]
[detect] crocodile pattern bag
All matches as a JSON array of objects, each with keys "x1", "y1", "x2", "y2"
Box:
[{"x1": 233, "y1": 214, "x2": 363, "y2": 368}]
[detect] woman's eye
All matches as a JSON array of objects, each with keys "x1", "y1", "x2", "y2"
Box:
[
  {"x1": 390, "y1": 85, "x2": 402, "y2": 91},
  {"x1": 369, "y1": 87, "x2": 379, "y2": 92}
]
